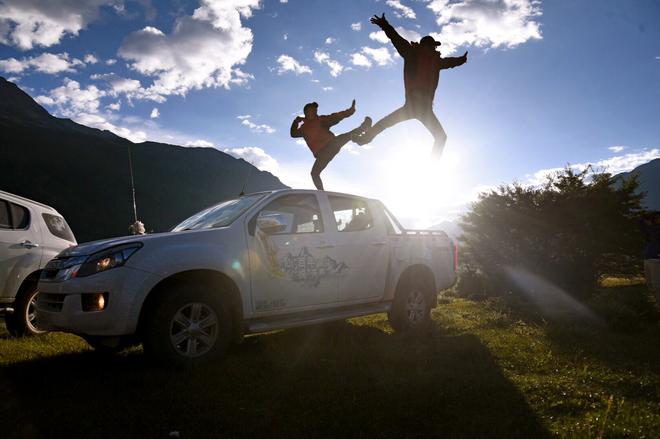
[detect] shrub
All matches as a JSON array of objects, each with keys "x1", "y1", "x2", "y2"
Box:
[{"x1": 459, "y1": 167, "x2": 645, "y2": 300}]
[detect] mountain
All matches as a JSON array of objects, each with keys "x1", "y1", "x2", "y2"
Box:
[
  {"x1": 615, "y1": 158, "x2": 660, "y2": 211},
  {"x1": 0, "y1": 77, "x2": 288, "y2": 242}
]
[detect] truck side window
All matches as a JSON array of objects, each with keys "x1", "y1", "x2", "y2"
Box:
[
  {"x1": 257, "y1": 194, "x2": 323, "y2": 234},
  {"x1": 328, "y1": 196, "x2": 373, "y2": 232},
  {"x1": 10, "y1": 203, "x2": 30, "y2": 229},
  {"x1": 0, "y1": 200, "x2": 10, "y2": 229}
]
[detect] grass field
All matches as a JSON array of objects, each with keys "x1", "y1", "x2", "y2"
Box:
[{"x1": 1, "y1": 291, "x2": 659, "y2": 438}]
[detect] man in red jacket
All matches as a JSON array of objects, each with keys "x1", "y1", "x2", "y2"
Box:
[
  {"x1": 291, "y1": 99, "x2": 371, "y2": 190},
  {"x1": 355, "y1": 13, "x2": 468, "y2": 157}
]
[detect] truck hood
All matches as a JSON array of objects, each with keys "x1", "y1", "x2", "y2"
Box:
[{"x1": 57, "y1": 232, "x2": 172, "y2": 258}]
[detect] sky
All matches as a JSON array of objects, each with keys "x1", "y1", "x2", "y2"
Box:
[{"x1": 1, "y1": 0, "x2": 659, "y2": 228}]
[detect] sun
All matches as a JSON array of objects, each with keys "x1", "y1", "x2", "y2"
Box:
[{"x1": 376, "y1": 138, "x2": 463, "y2": 229}]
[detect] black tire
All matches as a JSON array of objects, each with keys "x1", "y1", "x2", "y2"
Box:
[
  {"x1": 6, "y1": 283, "x2": 45, "y2": 337},
  {"x1": 142, "y1": 284, "x2": 232, "y2": 367},
  {"x1": 389, "y1": 276, "x2": 432, "y2": 333}
]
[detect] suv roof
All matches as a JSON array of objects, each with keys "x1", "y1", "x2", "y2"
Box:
[{"x1": 0, "y1": 190, "x2": 57, "y2": 212}]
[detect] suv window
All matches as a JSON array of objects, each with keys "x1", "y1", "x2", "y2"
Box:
[
  {"x1": 257, "y1": 194, "x2": 323, "y2": 234},
  {"x1": 0, "y1": 200, "x2": 10, "y2": 229},
  {"x1": 10, "y1": 203, "x2": 30, "y2": 229},
  {"x1": 42, "y1": 213, "x2": 75, "y2": 242},
  {"x1": 328, "y1": 196, "x2": 373, "y2": 232}
]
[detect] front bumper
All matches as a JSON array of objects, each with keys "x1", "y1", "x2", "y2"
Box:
[{"x1": 36, "y1": 266, "x2": 158, "y2": 336}]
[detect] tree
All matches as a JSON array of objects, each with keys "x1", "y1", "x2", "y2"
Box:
[{"x1": 459, "y1": 167, "x2": 645, "y2": 299}]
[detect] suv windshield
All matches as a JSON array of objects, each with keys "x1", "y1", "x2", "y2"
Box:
[{"x1": 172, "y1": 193, "x2": 267, "y2": 232}]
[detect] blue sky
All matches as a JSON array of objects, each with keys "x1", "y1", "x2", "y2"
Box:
[{"x1": 1, "y1": 0, "x2": 659, "y2": 227}]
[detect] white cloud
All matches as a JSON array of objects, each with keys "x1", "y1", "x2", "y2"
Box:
[
  {"x1": 314, "y1": 50, "x2": 343, "y2": 77},
  {"x1": 351, "y1": 47, "x2": 393, "y2": 68},
  {"x1": 351, "y1": 53, "x2": 372, "y2": 68},
  {"x1": 276, "y1": 54, "x2": 312, "y2": 75},
  {"x1": 370, "y1": 26, "x2": 421, "y2": 44},
  {"x1": 106, "y1": 101, "x2": 121, "y2": 111},
  {"x1": 105, "y1": 58, "x2": 117, "y2": 65},
  {"x1": 225, "y1": 146, "x2": 279, "y2": 174},
  {"x1": 34, "y1": 77, "x2": 148, "y2": 143},
  {"x1": 279, "y1": 0, "x2": 288, "y2": 3},
  {"x1": 0, "y1": 52, "x2": 83, "y2": 74},
  {"x1": 608, "y1": 145, "x2": 625, "y2": 153},
  {"x1": 36, "y1": 78, "x2": 105, "y2": 115},
  {"x1": 387, "y1": 0, "x2": 416, "y2": 19},
  {"x1": 150, "y1": 107, "x2": 160, "y2": 118},
  {"x1": 427, "y1": 0, "x2": 543, "y2": 55},
  {"x1": 325, "y1": 37, "x2": 335, "y2": 44},
  {"x1": 295, "y1": 139, "x2": 306, "y2": 146},
  {"x1": 90, "y1": 73, "x2": 166, "y2": 103},
  {"x1": 118, "y1": 0, "x2": 259, "y2": 99},
  {"x1": 83, "y1": 53, "x2": 98, "y2": 64},
  {"x1": 351, "y1": 22, "x2": 362, "y2": 31},
  {"x1": 238, "y1": 115, "x2": 275, "y2": 134},
  {"x1": 237, "y1": 114, "x2": 251, "y2": 120},
  {"x1": 526, "y1": 149, "x2": 660, "y2": 186},
  {"x1": 322, "y1": 86, "x2": 333, "y2": 91},
  {"x1": 362, "y1": 47, "x2": 393, "y2": 66},
  {"x1": 0, "y1": 0, "x2": 112, "y2": 50},
  {"x1": 283, "y1": 32, "x2": 288, "y2": 40},
  {"x1": 185, "y1": 139, "x2": 215, "y2": 148}
]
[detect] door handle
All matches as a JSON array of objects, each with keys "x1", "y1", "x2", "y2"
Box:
[
  {"x1": 371, "y1": 241, "x2": 387, "y2": 246},
  {"x1": 19, "y1": 240, "x2": 39, "y2": 249}
]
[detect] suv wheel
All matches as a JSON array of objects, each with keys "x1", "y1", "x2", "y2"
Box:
[
  {"x1": 6, "y1": 283, "x2": 46, "y2": 337},
  {"x1": 389, "y1": 277, "x2": 432, "y2": 333},
  {"x1": 142, "y1": 284, "x2": 231, "y2": 366}
]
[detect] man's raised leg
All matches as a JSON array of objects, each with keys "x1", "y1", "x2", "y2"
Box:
[{"x1": 355, "y1": 105, "x2": 412, "y2": 146}]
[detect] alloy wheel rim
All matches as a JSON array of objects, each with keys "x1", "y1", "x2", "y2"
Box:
[
  {"x1": 169, "y1": 302, "x2": 219, "y2": 358},
  {"x1": 405, "y1": 289, "x2": 426, "y2": 324},
  {"x1": 26, "y1": 290, "x2": 45, "y2": 334}
]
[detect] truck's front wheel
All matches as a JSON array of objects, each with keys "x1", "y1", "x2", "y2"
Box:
[
  {"x1": 389, "y1": 277, "x2": 432, "y2": 333},
  {"x1": 142, "y1": 285, "x2": 232, "y2": 366}
]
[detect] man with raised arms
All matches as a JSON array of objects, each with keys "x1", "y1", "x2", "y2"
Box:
[{"x1": 356, "y1": 13, "x2": 468, "y2": 158}]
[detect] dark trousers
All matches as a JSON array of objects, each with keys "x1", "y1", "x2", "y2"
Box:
[
  {"x1": 366, "y1": 92, "x2": 447, "y2": 153},
  {"x1": 311, "y1": 132, "x2": 356, "y2": 191}
]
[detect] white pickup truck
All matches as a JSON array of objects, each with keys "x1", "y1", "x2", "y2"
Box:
[{"x1": 37, "y1": 190, "x2": 456, "y2": 365}]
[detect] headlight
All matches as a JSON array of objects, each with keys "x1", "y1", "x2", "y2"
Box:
[{"x1": 76, "y1": 244, "x2": 142, "y2": 277}]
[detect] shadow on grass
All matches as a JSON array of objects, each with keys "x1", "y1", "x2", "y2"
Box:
[{"x1": 2, "y1": 321, "x2": 549, "y2": 438}]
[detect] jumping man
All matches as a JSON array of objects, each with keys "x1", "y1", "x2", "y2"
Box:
[
  {"x1": 291, "y1": 100, "x2": 371, "y2": 190},
  {"x1": 356, "y1": 13, "x2": 468, "y2": 157}
]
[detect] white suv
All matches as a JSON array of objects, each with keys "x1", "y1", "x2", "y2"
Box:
[{"x1": 0, "y1": 190, "x2": 76, "y2": 336}]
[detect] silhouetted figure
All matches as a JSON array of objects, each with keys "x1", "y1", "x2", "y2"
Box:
[
  {"x1": 291, "y1": 100, "x2": 371, "y2": 190},
  {"x1": 356, "y1": 13, "x2": 468, "y2": 157}
]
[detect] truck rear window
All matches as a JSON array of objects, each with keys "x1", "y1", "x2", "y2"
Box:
[{"x1": 42, "y1": 213, "x2": 75, "y2": 243}]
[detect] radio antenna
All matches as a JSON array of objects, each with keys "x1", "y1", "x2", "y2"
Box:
[
  {"x1": 239, "y1": 161, "x2": 254, "y2": 197},
  {"x1": 127, "y1": 144, "x2": 138, "y2": 222}
]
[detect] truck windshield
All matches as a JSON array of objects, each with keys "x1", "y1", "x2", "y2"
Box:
[{"x1": 172, "y1": 193, "x2": 267, "y2": 232}]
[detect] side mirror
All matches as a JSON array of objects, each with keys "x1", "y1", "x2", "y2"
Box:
[{"x1": 257, "y1": 217, "x2": 287, "y2": 235}]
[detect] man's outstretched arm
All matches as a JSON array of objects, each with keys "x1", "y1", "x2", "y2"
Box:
[
  {"x1": 324, "y1": 99, "x2": 356, "y2": 127},
  {"x1": 290, "y1": 116, "x2": 304, "y2": 138},
  {"x1": 371, "y1": 13, "x2": 412, "y2": 58},
  {"x1": 440, "y1": 51, "x2": 468, "y2": 69}
]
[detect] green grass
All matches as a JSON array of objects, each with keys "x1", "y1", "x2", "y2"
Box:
[{"x1": 1, "y1": 295, "x2": 659, "y2": 438}]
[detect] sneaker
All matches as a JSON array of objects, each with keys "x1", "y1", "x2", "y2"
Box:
[{"x1": 359, "y1": 116, "x2": 372, "y2": 133}]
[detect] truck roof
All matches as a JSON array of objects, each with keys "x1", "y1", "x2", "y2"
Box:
[{"x1": 248, "y1": 188, "x2": 377, "y2": 202}]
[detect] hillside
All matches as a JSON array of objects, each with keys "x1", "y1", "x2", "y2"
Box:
[
  {"x1": 0, "y1": 77, "x2": 288, "y2": 242},
  {"x1": 615, "y1": 158, "x2": 660, "y2": 211}
]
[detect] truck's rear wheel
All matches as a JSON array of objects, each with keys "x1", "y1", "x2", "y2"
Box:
[
  {"x1": 142, "y1": 284, "x2": 231, "y2": 366},
  {"x1": 6, "y1": 284, "x2": 45, "y2": 337},
  {"x1": 389, "y1": 277, "x2": 432, "y2": 333}
]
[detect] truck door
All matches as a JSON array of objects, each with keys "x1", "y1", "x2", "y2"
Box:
[
  {"x1": 326, "y1": 195, "x2": 389, "y2": 303},
  {"x1": 247, "y1": 193, "x2": 340, "y2": 314}
]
